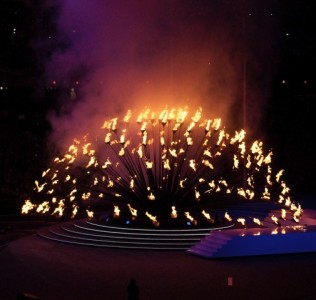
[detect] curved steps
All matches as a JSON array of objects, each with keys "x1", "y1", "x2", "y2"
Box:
[
  {"x1": 37, "y1": 219, "x2": 234, "y2": 250},
  {"x1": 37, "y1": 203, "x2": 295, "y2": 252}
]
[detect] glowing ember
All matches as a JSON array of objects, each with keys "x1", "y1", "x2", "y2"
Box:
[{"x1": 22, "y1": 106, "x2": 298, "y2": 227}]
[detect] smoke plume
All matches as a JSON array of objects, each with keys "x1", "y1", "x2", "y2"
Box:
[{"x1": 45, "y1": 0, "x2": 281, "y2": 149}]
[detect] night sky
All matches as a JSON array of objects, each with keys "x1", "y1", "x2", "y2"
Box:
[{"x1": 1, "y1": 0, "x2": 316, "y2": 214}]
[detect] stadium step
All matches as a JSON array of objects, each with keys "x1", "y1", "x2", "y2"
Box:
[{"x1": 37, "y1": 219, "x2": 234, "y2": 250}]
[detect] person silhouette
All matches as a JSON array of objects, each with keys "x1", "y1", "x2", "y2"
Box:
[{"x1": 127, "y1": 278, "x2": 139, "y2": 300}]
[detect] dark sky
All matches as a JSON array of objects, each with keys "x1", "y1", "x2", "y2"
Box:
[{"x1": 1, "y1": 1, "x2": 314, "y2": 114}]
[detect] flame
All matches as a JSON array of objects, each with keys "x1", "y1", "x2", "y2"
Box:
[
  {"x1": 230, "y1": 129, "x2": 246, "y2": 145},
  {"x1": 113, "y1": 205, "x2": 120, "y2": 217},
  {"x1": 253, "y1": 218, "x2": 262, "y2": 226},
  {"x1": 145, "y1": 211, "x2": 160, "y2": 227},
  {"x1": 21, "y1": 199, "x2": 35, "y2": 214},
  {"x1": 82, "y1": 192, "x2": 91, "y2": 200},
  {"x1": 42, "y1": 168, "x2": 51, "y2": 177},
  {"x1": 281, "y1": 181, "x2": 290, "y2": 195},
  {"x1": 52, "y1": 199, "x2": 65, "y2": 217},
  {"x1": 293, "y1": 204, "x2": 303, "y2": 223},
  {"x1": 201, "y1": 210, "x2": 210, "y2": 220},
  {"x1": 184, "y1": 212, "x2": 197, "y2": 225},
  {"x1": 216, "y1": 129, "x2": 225, "y2": 146},
  {"x1": 271, "y1": 228, "x2": 278, "y2": 235},
  {"x1": 123, "y1": 110, "x2": 131, "y2": 123},
  {"x1": 171, "y1": 206, "x2": 177, "y2": 218},
  {"x1": 271, "y1": 215, "x2": 279, "y2": 225},
  {"x1": 147, "y1": 192, "x2": 156, "y2": 201},
  {"x1": 191, "y1": 107, "x2": 202, "y2": 123},
  {"x1": 237, "y1": 218, "x2": 246, "y2": 226},
  {"x1": 224, "y1": 212, "x2": 232, "y2": 222},
  {"x1": 36, "y1": 201, "x2": 50, "y2": 214},
  {"x1": 71, "y1": 205, "x2": 79, "y2": 218},
  {"x1": 201, "y1": 210, "x2": 214, "y2": 224},
  {"x1": 276, "y1": 170, "x2": 284, "y2": 182},
  {"x1": 22, "y1": 106, "x2": 297, "y2": 225},
  {"x1": 233, "y1": 155, "x2": 239, "y2": 169},
  {"x1": 34, "y1": 180, "x2": 47, "y2": 192},
  {"x1": 261, "y1": 187, "x2": 270, "y2": 200},
  {"x1": 127, "y1": 204, "x2": 137, "y2": 218},
  {"x1": 86, "y1": 209, "x2": 94, "y2": 219},
  {"x1": 212, "y1": 118, "x2": 221, "y2": 130}
]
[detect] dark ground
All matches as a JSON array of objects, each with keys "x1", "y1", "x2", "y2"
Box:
[
  {"x1": 1, "y1": 195, "x2": 316, "y2": 300},
  {"x1": 1, "y1": 232, "x2": 316, "y2": 300}
]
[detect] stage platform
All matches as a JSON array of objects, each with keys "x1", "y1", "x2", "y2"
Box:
[
  {"x1": 188, "y1": 208, "x2": 316, "y2": 258},
  {"x1": 36, "y1": 208, "x2": 316, "y2": 258},
  {"x1": 188, "y1": 225, "x2": 316, "y2": 258}
]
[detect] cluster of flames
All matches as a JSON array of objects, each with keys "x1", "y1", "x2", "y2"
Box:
[{"x1": 22, "y1": 107, "x2": 302, "y2": 227}]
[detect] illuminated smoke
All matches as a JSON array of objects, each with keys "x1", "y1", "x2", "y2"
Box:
[
  {"x1": 32, "y1": 1, "x2": 287, "y2": 226},
  {"x1": 45, "y1": 1, "x2": 281, "y2": 148}
]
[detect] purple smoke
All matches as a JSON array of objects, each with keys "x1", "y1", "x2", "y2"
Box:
[{"x1": 45, "y1": 0, "x2": 281, "y2": 148}]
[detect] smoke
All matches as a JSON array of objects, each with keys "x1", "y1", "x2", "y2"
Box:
[{"x1": 45, "y1": 0, "x2": 281, "y2": 149}]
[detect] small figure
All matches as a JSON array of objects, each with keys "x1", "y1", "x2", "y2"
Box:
[{"x1": 127, "y1": 278, "x2": 139, "y2": 300}]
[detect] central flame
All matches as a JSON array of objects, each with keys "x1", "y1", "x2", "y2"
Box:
[{"x1": 22, "y1": 106, "x2": 299, "y2": 228}]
